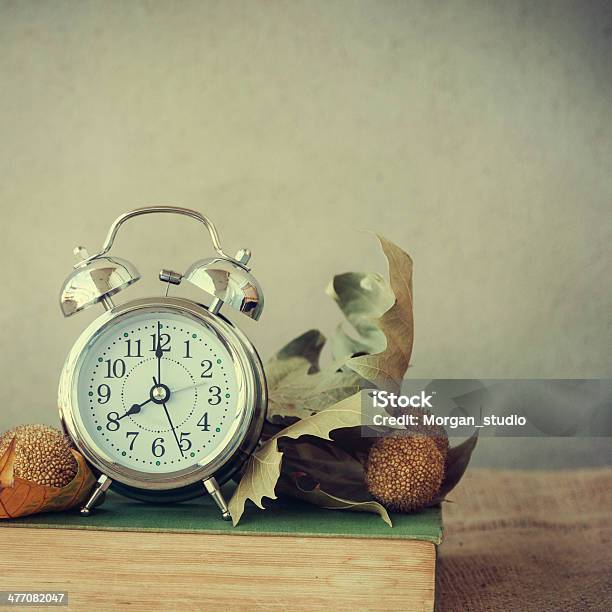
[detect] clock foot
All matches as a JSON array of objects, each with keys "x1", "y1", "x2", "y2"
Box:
[
  {"x1": 80, "y1": 474, "x2": 112, "y2": 516},
  {"x1": 203, "y1": 476, "x2": 231, "y2": 521}
]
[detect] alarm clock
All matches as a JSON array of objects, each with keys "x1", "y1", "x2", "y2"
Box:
[{"x1": 58, "y1": 206, "x2": 267, "y2": 520}]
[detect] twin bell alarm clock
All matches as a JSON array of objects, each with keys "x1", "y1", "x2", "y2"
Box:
[{"x1": 58, "y1": 206, "x2": 267, "y2": 520}]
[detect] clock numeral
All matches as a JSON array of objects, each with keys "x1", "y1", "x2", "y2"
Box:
[
  {"x1": 126, "y1": 431, "x2": 139, "y2": 451},
  {"x1": 208, "y1": 386, "x2": 222, "y2": 405},
  {"x1": 104, "y1": 359, "x2": 126, "y2": 379},
  {"x1": 97, "y1": 384, "x2": 111, "y2": 404},
  {"x1": 151, "y1": 333, "x2": 171, "y2": 353},
  {"x1": 201, "y1": 359, "x2": 213, "y2": 378},
  {"x1": 183, "y1": 340, "x2": 192, "y2": 359},
  {"x1": 197, "y1": 412, "x2": 210, "y2": 432},
  {"x1": 106, "y1": 412, "x2": 120, "y2": 431},
  {"x1": 125, "y1": 338, "x2": 142, "y2": 358},
  {"x1": 152, "y1": 437, "x2": 165, "y2": 457},
  {"x1": 179, "y1": 432, "x2": 192, "y2": 451}
]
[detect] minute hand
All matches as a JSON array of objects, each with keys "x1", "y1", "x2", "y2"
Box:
[
  {"x1": 161, "y1": 401, "x2": 185, "y2": 458},
  {"x1": 170, "y1": 380, "x2": 213, "y2": 395},
  {"x1": 155, "y1": 321, "x2": 163, "y2": 384}
]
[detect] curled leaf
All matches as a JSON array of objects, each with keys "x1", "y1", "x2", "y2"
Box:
[
  {"x1": 266, "y1": 330, "x2": 361, "y2": 421},
  {"x1": 278, "y1": 434, "x2": 370, "y2": 498},
  {"x1": 272, "y1": 329, "x2": 326, "y2": 369},
  {"x1": 327, "y1": 272, "x2": 394, "y2": 360},
  {"x1": 278, "y1": 428, "x2": 478, "y2": 516},
  {"x1": 344, "y1": 236, "x2": 414, "y2": 391},
  {"x1": 279, "y1": 473, "x2": 392, "y2": 527},
  {"x1": 252, "y1": 235, "x2": 476, "y2": 523},
  {"x1": 0, "y1": 438, "x2": 17, "y2": 488},
  {"x1": 430, "y1": 431, "x2": 479, "y2": 505},
  {"x1": 228, "y1": 392, "x2": 363, "y2": 525},
  {"x1": 268, "y1": 358, "x2": 361, "y2": 421},
  {"x1": 0, "y1": 444, "x2": 96, "y2": 519}
]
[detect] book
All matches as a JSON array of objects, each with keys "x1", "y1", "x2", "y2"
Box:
[{"x1": 0, "y1": 491, "x2": 442, "y2": 611}]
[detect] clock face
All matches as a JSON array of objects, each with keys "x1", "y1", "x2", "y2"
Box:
[{"x1": 74, "y1": 308, "x2": 243, "y2": 475}]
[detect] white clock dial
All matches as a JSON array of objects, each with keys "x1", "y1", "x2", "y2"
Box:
[{"x1": 75, "y1": 310, "x2": 240, "y2": 473}]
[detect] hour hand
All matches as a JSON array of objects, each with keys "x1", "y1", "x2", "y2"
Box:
[{"x1": 118, "y1": 398, "x2": 151, "y2": 420}]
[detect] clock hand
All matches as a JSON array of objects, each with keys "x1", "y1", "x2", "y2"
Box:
[
  {"x1": 170, "y1": 380, "x2": 213, "y2": 395},
  {"x1": 152, "y1": 376, "x2": 183, "y2": 457},
  {"x1": 155, "y1": 321, "x2": 163, "y2": 384},
  {"x1": 117, "y1": 397, "x2": 152, "y2": 420},
  {"x1": 161, "y1": 401, "x2": 185, "y2": 458}
]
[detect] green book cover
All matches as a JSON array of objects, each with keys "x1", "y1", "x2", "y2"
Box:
[{"x1": 1, "y1": 490, "x2": 443, "y2": 543}]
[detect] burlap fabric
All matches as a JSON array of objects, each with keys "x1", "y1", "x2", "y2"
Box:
[{"x1": 436, "y1": 468, "x2": 612, "y2": 611}]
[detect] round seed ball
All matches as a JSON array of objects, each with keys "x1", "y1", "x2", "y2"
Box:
[
  {"x1": 0, "y1": 425, "x2": 77, "y2": 488},
  {"x1": 365, "y1": 434, "x2": 444, "y2": 512},
  {"x1": 404, "y1": 408, "x2": 449, "y2": 457}
]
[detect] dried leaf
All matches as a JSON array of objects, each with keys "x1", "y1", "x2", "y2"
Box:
[
  {"x1": 279, "y1": 473, "x2": 392, "y2": 527},
  {"x1": 430, "y1": 431, "x2": 479, "y2": 505},
  {"x1": 346, "y1": 236, "x2": 414, "y2": 391},
  {"x1": 327, "y1": 272, "x2": 394, "y2": 360},
  {"x1": 268, "y1": 358, "x2": 361, "y2": 420},
  {"x1": 280, "y1": 428, "x2": 478, "y2": 515},
  {"x1": 0, "y1": 445, "x2": 96, "y2": 519},
  {"x1": 266, "y1": 329, "x2": 325, "y2": 389},
  {"x1": 266, "y1": 330, "x2": 361, "y2": 420},
  {"x1": 266, "y1": 236, "x2": 415, "y2": 419},
  {"x1": 228, "y1": 392, "x2": 363, "y2": 525},
  {"x1": 0, "y1": 438, "x2": 17, "y2": 488},
  {"x1": 272, "y1": 329, "x2": 326, "y2": 371},
  {"x1": 278, "y1": 434, "x2": 370, "y2": 498}
]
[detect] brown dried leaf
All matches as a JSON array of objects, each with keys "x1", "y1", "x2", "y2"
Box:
[
  {"x1": 266, "y1": 330, "x2": 361, "y2": 421},
  {"x1": 228, "y1": 392, "x2": 363, "y2": 525},
  {"x1": 326, "y1": 272, "x2": 393, "y2": 360},
  {"x1": 430, "y1": 431, "x2": 479, "y2": 506},
  {"x1": 268, "y1": 357, "x2": 361, "y2": 420},
  {"x1": 279, "y1": 473, "x2": 392, "y2": 527},
  {"x1": 270, "y1": 329, "x2": 326, "y2": 372},
  {"x1": 278, "y1": 433, "x2": 371, "y2": 496},
  {"x1": 0, "y1": 444, "x2": 96, "y2": 519},
  {"x1": 345, "y1": 236, "x2": 414, "y2": 392},
  {"x1": 0, "y1": 437, "x2": 16, "y2": 488}
]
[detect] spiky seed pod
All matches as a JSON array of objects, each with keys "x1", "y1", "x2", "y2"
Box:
[
  {"x1": 365, "y1": 434, "x2": 444, "y2": 512},
  {"x1": 0, "y1": 425, "x2": 77, "y2": 488}
]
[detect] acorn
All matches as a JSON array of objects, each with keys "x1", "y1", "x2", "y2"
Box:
[
  {"x1": 0, "y1": 425, "x2": 77, "y2": 488},
  {"x1": 365, "y1": 434, "x2": 444, "y2": 512}
]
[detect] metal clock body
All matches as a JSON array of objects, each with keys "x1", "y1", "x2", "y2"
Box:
[
  {"x1": 58, "y1": 206, "x2": 267, "y2": 519},
  {"x1": 59, "y1": 297, "x2": 266, "y2": 503}
]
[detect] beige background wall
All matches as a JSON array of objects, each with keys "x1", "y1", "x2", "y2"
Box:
[{"x1": 1, "y1": 1, "x2": 611, "y2": 465}]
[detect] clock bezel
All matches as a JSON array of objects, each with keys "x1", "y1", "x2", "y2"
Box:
[{"x1": 59, "y1": 297, "x2": 267, "y2": 491}]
